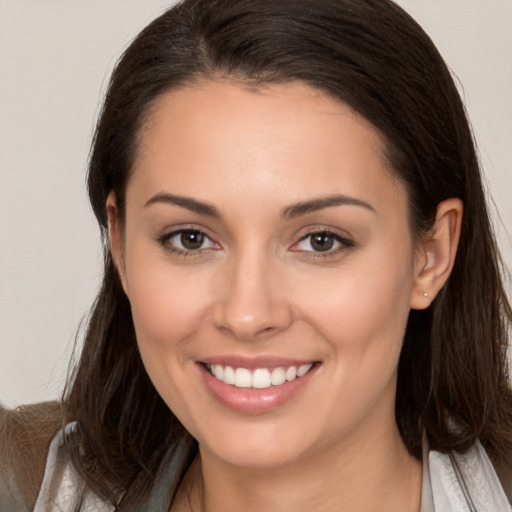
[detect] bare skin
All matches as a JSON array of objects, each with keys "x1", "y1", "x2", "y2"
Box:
[
  {"x1": 172, "y1": 423, "x2": 422, "y2": 512},
  {"x1": 107, "y1": 80, "x2": 462, "y2": 512}
]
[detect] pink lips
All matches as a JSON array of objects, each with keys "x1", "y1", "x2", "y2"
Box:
[{"x1": 197, "y1": 356, "x2": 319, "y2": 414}]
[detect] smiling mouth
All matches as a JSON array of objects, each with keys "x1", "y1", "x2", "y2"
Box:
[{"x1": 204, "y1": 363, "x2": 315, "y2": 389}]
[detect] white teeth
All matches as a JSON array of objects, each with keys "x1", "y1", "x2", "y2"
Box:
[
  {"x1": 297, "y1": 363, "x2": 313, "y2": 377},
  {"x1": 252, "y1": 369, "x2": 272, "y2": 389},
  {"x1": 208, "y1": 363, "x2": 314, "y2": 388},
  {"x1": 285, "y1": 366, "x2": 297, "y2": 381},
  {"x1": 234, "y1": 368, "x2": 252, "y2": 388},
  {"x1": 213, "y1": 364, "x2": 223, "y2": 380},
  {"x1": 223, "y1": 366, "x2": 235, "y2": 385},
  {"x1": 271, "y1": 367, "x2": 286, "y2": 386}
]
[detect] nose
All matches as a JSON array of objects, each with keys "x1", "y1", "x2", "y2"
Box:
[{"x1": 213, "y1": 249, "x2": 293, "y2": 341}]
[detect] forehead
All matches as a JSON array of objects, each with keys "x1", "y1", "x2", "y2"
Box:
[{"x1": 129, "y1": 80, "x2": 405, "y2": 218}]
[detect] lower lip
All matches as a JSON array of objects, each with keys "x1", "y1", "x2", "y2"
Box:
[{"x1": 198, "y1": 363, "x2": 318, "y2": 414}]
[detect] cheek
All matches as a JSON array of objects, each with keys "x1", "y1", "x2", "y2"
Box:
[
  {"x1": 296, "y1": 249, "x2": 415, "y2": 375},
  {"x1": 123, "y1": 243, "x2": 214, "y2": 371},
  {"x1": 129, "y1": 272, "x2": 208, "y2": 343},
  {"x1": 287, "y1": 255, "x2": 415, "y2": 441},
  {"x1": 124, "y1": 258, "x2": 215, "y2": 422}
]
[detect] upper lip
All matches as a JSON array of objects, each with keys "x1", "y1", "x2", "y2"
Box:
[{"x1": 199, "y1": 355, "x2": 318, "y2": 370}]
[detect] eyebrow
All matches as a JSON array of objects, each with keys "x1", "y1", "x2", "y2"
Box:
[
  {"x1": 145, "y1": 193, "x2": 221, "y2": 217},
  {"x1": 281, "y1": 194, "x2": 375, "y2": 218},
  {"x1": 144, "y1": 192, "x2": 375, "y2": 218}
]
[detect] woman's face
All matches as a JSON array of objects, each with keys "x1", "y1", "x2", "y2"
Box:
[{"x1": 114, "y1": 81, "x2": 425, "y2": 469}]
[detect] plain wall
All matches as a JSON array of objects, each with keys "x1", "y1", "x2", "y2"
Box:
[{"x1": 1, "y1": 1, "x2": 511, "y2": 407}]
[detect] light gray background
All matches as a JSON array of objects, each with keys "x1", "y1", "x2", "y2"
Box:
[{"x1": 1, "y1": 1, "x2": 511, "y2": 407}]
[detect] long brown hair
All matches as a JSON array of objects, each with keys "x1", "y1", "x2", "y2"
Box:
[{"x1": 63, "y1": 0, "x2": 512, "y2": 507}]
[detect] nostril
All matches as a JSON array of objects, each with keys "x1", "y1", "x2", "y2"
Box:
[{"x1": 212, "y1": 285, "x2": 294, "y2": 340}]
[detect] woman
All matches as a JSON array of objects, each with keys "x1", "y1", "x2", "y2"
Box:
[{"x1": 1, "y1": 0, "x2": 512, "y2": 510}]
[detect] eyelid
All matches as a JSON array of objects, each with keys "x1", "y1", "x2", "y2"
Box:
[
  {"x1": 155, "y1": 224, "x2": 354, "y2": 258},
  {"x1": 156, "y1": 225, "x2": 221, "y2": 255},
  {"x1": 289, "y1": 226, "x2": 355, "y2": 255}
]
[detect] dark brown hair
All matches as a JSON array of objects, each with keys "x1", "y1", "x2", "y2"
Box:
[{"x1": 63, "y1": 0, "x2": 512, "y2": 507}]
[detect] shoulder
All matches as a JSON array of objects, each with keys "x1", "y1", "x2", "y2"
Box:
[
  {"x1": 428, "y1": 440, "x2": 512, "y2": 509},
  {"x1": 0, "y1": 401, "x2": 63, "y2": 511}
]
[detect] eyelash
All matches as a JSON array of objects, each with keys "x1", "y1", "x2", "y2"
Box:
[
  {"x1": 292, "y1": 230, "x2": 355, "y2": 258},
  {"x1": 156, "y1": 228, "x2": 220, "y2": 257},
  {"x1": 156, "y1": 228, "x2": 355, "y2": 258}
]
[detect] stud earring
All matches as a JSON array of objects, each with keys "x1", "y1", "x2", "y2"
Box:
[{"x1": 423, "y1": 291, "x2": 429, "y2": 298}]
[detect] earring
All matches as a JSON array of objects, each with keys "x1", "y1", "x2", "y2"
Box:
[{"x1": 423, "y1": 291, "x2": 429, "y2": 298}]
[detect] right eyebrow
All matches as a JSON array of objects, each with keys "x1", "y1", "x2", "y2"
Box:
[{"x1": 144, "y1": 193, "x2": 221, "y2": 218}]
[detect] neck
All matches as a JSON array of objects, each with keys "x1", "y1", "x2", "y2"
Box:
[{"x1": 175, "y1": 420, "x2": 422, "y2": 512}]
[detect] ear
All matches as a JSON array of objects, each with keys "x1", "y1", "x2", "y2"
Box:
[
  {"x1": 106, "y1": 192, "x2": 129, "y2": 295},
  {"x1": 410, "y1": 198, "x2": 463, "y2": 310}
]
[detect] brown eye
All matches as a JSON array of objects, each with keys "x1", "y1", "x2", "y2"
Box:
[
  {"x1": 310, "y1": 233, "x2": 335, "y2": 252},
  {"x1": 158, "y1": 229, "x2": 219, "y2": 254},
  {"x1": 293, "y1": 230, "x2": 354, "y2": 255},
  {"x1": 180, "y1": 230, "x2": 205, "y2": 250}
]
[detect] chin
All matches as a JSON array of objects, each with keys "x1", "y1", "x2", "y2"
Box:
[
  {"x1": 201, "y1": 435, "x2": 309, "y2": 469},
  {"x1": 190, "y1": 412, "x2": 330, "y2": 470}
]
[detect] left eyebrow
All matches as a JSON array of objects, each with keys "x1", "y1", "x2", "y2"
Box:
[{"x1": 282, "y1": 194, "x2": 376, "y2": 219}]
